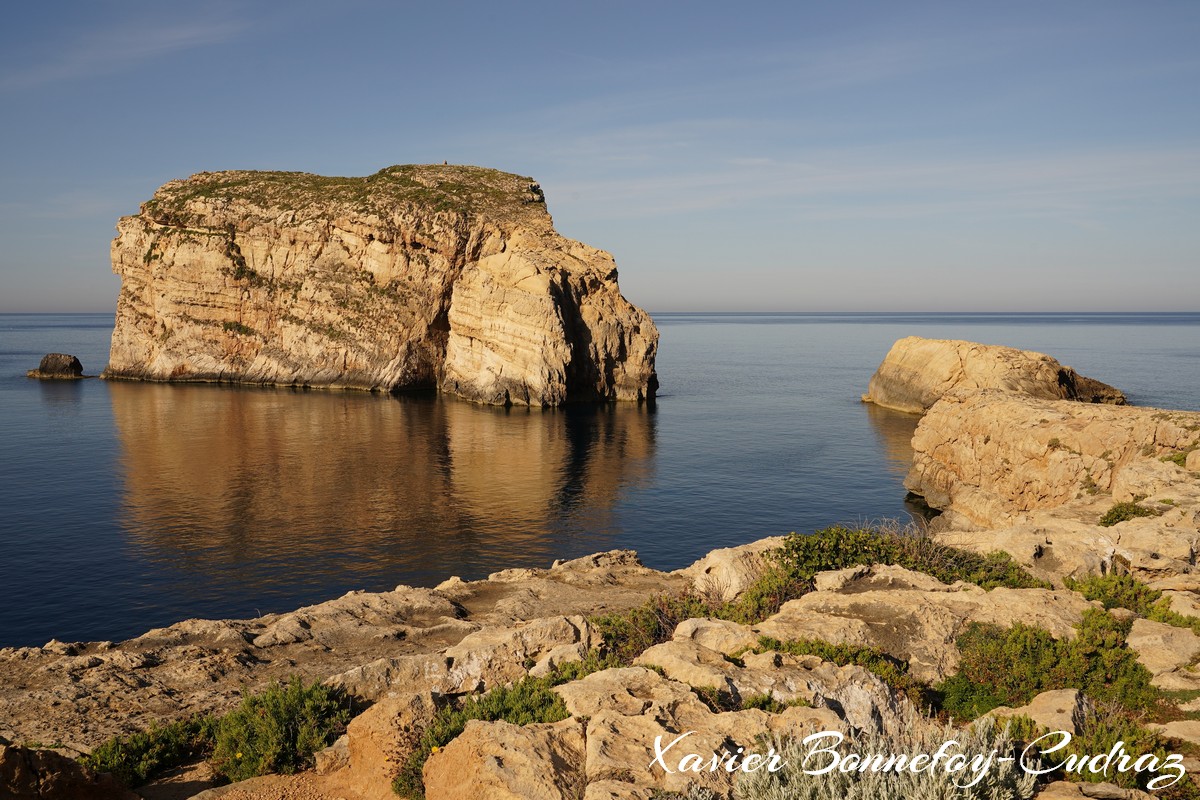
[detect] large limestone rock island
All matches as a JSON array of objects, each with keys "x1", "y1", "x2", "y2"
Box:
[{"x1": 103, "y1": 165, "x2": 658, "y2": 406}]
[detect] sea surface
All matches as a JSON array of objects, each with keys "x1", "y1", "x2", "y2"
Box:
[{"x1": 2, "y1": 312, "x2": 1199, "y2": 648}]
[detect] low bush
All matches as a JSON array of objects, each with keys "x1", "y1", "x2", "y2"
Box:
[
  {"x1": 209, "y1": 677, "x2": 352, "y2": 782},
  {"x1": 82, "y1": 716, "x2": 217, "y2": 787},
  {"x1": 82, "y1": 676, "x2": 350, "y2": 787},
  {"x1": 740, "y1": 693, "x2": 791, "y2": 713},
  {"x1": 592, "y1": 526, "x2": 1047, "y2": 668},
  {"x1": 1099, "y1": 501, "x2": 1160, "y2": 527},
  {"x1": 592, "y1": 593, "x2": 720, "y2": 665},
  {"x1": 1066, "y1": 572, "x2": 1200, "y2": 642},
  {"x1": 1008, "y1": 701, "x2": 1190, "y2": 792},
  {"x1": 936, "y1": 609, "x2": 1157, "y2": 720},
  {"x1": 1066, "y1": 572, "x2": 1165, "y2": 615},
  {"x1": 775, "y1": 525, "x2": 1049, "y2": 592}
]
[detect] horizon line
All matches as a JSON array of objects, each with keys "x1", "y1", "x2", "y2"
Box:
[{"x1": 3, "y1": 309, "x2": 1200, "y2": 316}]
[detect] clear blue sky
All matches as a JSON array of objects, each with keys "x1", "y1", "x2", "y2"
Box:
[{"x1": 1, "y1": 0, "x2": 1197, "y2": 312}]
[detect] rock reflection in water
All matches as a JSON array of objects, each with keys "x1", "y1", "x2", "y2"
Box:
[
  {"x1": 108, "y1": 383, "x2": 655, "y2": 600},
  {"x1": 862, "y1": 402, "x2": 928, "y2": 523}
]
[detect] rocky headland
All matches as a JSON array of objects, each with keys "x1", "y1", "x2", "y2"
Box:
[
  {"x1": 102, "y1": 165, "x2": 657, "y2": 406},
  {"x1": 5, "y1": 335, "x2": 1200, "y2": 800}
]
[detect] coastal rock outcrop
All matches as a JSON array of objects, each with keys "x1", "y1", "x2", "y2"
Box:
[
  {"x1": 103, "y1": 165, "x2": 657, "y2": 406},
  {"x1": 25, "y1": 353, "x2": 84, "y2": 380},
  {"x1": 862, "y1": 336, "x2": 1125, "y2": 413},
  {"x1": 0, "y1": 551, "x2": 684, "y2": 751},
  {"x1": 0, "y1": 740, "x2": 135, "y2": 800},
  {"x1": 906, "y1": 390, "x2": 1200, "y2": 580}
]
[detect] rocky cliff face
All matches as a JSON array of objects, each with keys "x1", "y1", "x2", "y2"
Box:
[
  {"x1": 907, "y1": 390, "x2": 1200, "y2": 581},
  {"x1": 862, "y1": 336, "x2": 1125, "y2": 413},
  {"x1": 907, "y1": 390, "x2": 1200, "y2": 526},
  {"x1": 103, "y1": 165, "x2": 658, "y2": 406}
]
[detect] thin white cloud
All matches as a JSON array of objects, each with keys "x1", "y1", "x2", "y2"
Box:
[{"x1": 1, "y1": 18, "x2": 245, "y2": 92}]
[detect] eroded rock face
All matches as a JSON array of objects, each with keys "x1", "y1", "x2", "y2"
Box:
[
  {"x1": 907, "y1": 390, "x2": 1200, "y2": 581},
  {"x1": 423, "y1": 719, "x2": 585, "y2": 800},
  {"x1": 0, "y1": 550, "x2": 685, "y2": 751},
  {"x1": 987, "y1": 689, "x2": 1092, "y2": 735},
  {"x1": 907, "y1": 390, "x2": 1200, "y2": 527},
  {"x1": 103, "y1": 165, "x2": 657, "y2": 406},
  {"x1": 0, "y1": 742, "x2": 136, "y2": 800},
  {"x1": 752, "y1": 564, "x2": 1095, "y2": 682},
  {"x1": 862, "y1": 336, "x2": 1125, "y2": 413}
]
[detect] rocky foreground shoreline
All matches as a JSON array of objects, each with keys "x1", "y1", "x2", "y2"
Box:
[{"x1": 4, "y1": 337, "x2": 1200, "y2": 800}]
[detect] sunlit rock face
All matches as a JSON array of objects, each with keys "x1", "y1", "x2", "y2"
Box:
[
  {"x1": 104, "y1": 165, "x2": 658, "y2": 406},
  {"x1": 862, "y1": 336, "x2": 1125, "y2": 414}
]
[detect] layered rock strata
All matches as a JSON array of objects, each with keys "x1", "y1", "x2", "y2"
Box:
[
  {"x1": 907, "y1": 390, "x2": 1200, "y2": 581},
  {"x1": 863, "y1": 336, "x2": 1125, "y2": 413},
  {"x1": 103, "y1": 165, "x2": 657, "y2": 406}
]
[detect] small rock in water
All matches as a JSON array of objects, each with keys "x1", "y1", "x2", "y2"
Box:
[{"x1": 27, "y1": 353, "x2": 84, "y2": 380}]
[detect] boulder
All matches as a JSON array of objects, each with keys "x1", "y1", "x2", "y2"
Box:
[
  {"x1": 675, "y1": 536, "x2": 787, "y2": 601},
  {"x1": 862, "y1": 336, "x2": 1124, "y2": 413},
  {"x1": 422, "y1": 718, "x2": 585, "y2": 800},
  {"x1": 332, "y1": 691, "x2": 439, "y2": 799},
  {"x1": 0, "y1": 743, "x2": 137, "y2": 799},
  {"x1": 633, "y1": 638, "x2": 903, "y2": 734},
  {"x1": 26, "y1": 353, "x2": 84, "y2": 380},
  {"x1": 1126, "y1": 618, "x2": 1200, "y2": 690},
  {"x1": 555, "y1": 666, "x2": 844, "y2": 797},
  {"x1": 326, "y1": 615, "x2": 595, "y2": 701},
  {"x1": 988, "y1": 689, "x2": 1092, "y2": 734}
]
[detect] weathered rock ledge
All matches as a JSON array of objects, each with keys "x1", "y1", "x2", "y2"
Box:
[
  {"x1": 102, "y1": 165, "x2": 658, "y2": 406},
  {"x1": 906, "y1": 389, "x2": 1200, "y2": 582},
  {"x1": 8, "y1": 526, "x2": 1196, "y2": 800},
  {"x1": 862, "y1": 336, "x2": 1125, "y2": 413}
]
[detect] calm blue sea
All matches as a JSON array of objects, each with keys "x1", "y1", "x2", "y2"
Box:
[{"x1": 2, "y1": 312, "x2": 1198, "y2": 648}]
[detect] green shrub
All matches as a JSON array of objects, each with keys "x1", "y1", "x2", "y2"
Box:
[
  {"x1": 1099, "y1": 501, "x2": 1160, "y2": 527},
  {"x1": 1066, "y1": 572, "x2": 1164, "y2": 614},
  {"x1": 740, "y1": 693, "x2": 789, "y2": 713},
  {"x1": 722, "y1": 564, "x2": 808, "y2": 624},
  {"x1": 1067, "y1": 572, "x2": 1200, "y2": 638},
  {"x1": 592, "y1": 593, "x2": 718, "y2": 665},
  {"x1": 81, "y1": 716, "x2": 217, "y2": 787},
  {"x1": 775, "y1": 525, "x2": 1048, "y2": 592},
  {"x1": 211, "y1": 677, "x2": 351, "y2": 782},
  {"x1": 936, "y1": 609, "x2": 1157, "y2": 720},
  {"x1": 690, "y1": 684, "x2": 740, "y2": 712},
  {"x1": 1011, "y1": 701, "x2": 1187, "y2": 791}
]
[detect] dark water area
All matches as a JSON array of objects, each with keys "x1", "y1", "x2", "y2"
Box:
[{"x1": 2, "y1": 312, "x2": 1199, "y2": 647}]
